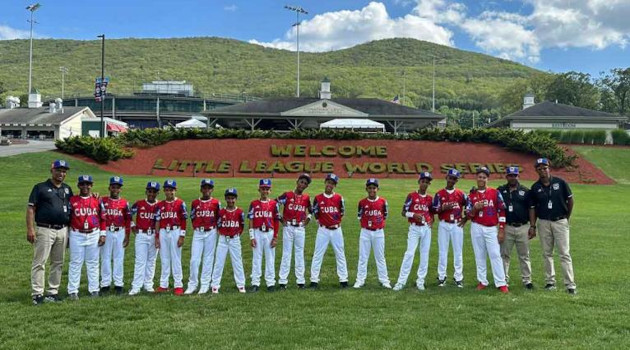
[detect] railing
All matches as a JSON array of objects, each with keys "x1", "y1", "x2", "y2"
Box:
[{"x1": 62, "y1": 90, "x2": 262, "y2": 103}]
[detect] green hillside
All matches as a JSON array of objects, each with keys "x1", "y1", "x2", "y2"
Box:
[{"x1": 0, "y1": 37, "x2": 541, "y2": 106}]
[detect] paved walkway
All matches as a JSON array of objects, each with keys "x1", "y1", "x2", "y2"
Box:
[{"x1": 0, "y1": 141, "x2": 57, "y2": 157}]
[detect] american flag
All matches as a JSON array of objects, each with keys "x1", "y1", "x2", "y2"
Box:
[{"x1": 391, "y1": 95, "x2": 400, "y2": 104}]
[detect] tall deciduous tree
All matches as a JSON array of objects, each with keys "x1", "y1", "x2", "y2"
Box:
[
  {"x1": 598, "y1": 68, "x2": 630, "y2": 115},
  {"x1": 545, "y1": 71, "x2": 599, "y2": 110}
]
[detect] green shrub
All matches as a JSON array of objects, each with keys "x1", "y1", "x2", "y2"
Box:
[
  {"x1": 611, "y1": 129, "x2": 630, "y2": 145},
  {"x1": 55, "y1": 136, "x2": 134, "y2": 164}
]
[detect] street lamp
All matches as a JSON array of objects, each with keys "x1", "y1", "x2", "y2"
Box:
[
  {"x1": 97, "y1": 34, "x2": 105, "y2": 138},
  {"x1": 26, "y1": 3, "x2": 41, "y2": 96},
  {"x1": 284, "y1": 5, "x2": 308, "y2": 98},
  {"x1": 59, "y1": 66, "x2": 68, "y2": 99}
]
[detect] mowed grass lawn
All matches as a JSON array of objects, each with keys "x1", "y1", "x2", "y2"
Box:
[{"x1": 1, "y1": 149, "x2": 629, "y2": 349}]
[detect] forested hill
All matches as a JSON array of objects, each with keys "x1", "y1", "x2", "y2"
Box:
[{"x1": 0, "y1": 37, "x2": 542, "y2": 106}]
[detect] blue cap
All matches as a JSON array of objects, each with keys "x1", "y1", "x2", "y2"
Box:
[
  {"x1": 225, "y1": 188, "x2": 238, "y2": 197},
  {"x1": 146, "y1": 181, "x2": 160, "y2": 191},
  {"x1": 419, "y1": 172, "x2": 433, "y2": 181},
  {"x1": 298, "y1": 173, "x2": 312, "y2": 184},
  {"x1": 506, "y1": 166, "x2": 519, "y2": 175},
  {"x1": 109, "y1": 176, "x2": 123, "y2": 186},
  {"x1": 51, "y1": 159, "x2": 70, "y2": 169},
  {"x1": 447, "y1": 169, "x2": 461, "y2": 178},
  {"x1": 366, "y1": 178, "x2": 379, "y2": 187},
  {"x1": 325, "y1": 173, "x2": 339, "y2": 184},
  {"x1": 476, "y1": 167, "x2": 490, "y2": 176},
  {"x1": 259, "y1": 178, "x2": 272, "y2": 188},
  {"x1": 163, "y1": 179, "x2": 177, "y2": 189},
  {"x1": 78, "y1": 175, "x2": 93, "y2": 184},
  {"x1": 201, "y1": 179, "x2": 215, "y2": 187},
  {"x1": 535, "y1": 158, "x2": 550, "y2": 167}
]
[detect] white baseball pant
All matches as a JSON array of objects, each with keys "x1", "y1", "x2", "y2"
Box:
[
  {"x1": 130, "y1": 230, "x2": 158, "y2": 292},
  {"x1": 356, "y1": 228, "x2": 390, "y2": 285},
  {"x1": 159, "y1": 228, "x2": 184, "y2": 289},
  {"x1": 278, "y1": 225, "x2": 306, "y2": 285},
  {"x1": 100, "y1": 228, "x2": 126, "y2": 288},
  {"x1": 396, "y1": 224, "x2": 432, "y2": 287},
  {"x1": 310, "y1": 226, "x2": 348, "y2": 283},
  {"x1": 67, "y1": 230, "x2": 100, "y2": 294},
  {"x1": 251, "y1": 229, "x2": 276, "y2": 287},
  {"x1": 437, "y1": 221, "x2": 464, "y2": 282},
  {"x1": 470, "y1": 222, "x2": 507, "y2": 287},
  {"x1": 211, "y1": 235, "x2": 246, "y2": 290},
  {"x1": 187, "y1": 228, "x2": 218, "y2": 290}
]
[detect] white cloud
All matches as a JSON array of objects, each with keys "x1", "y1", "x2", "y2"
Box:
[
  {"x1": 0, "y1": 25, "x2": 31, "y2": 40},
  {"x1": 224, "y1": 5, "x2": 237, "y2": 12},
  {"x1": 249, "y1": 2, "x2": 454, "y2": 51}
]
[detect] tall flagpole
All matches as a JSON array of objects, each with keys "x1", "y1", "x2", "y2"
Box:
[
  {"x1": 432, "y1": 57, "x2": 436, "y2": 113},
  {"x1": 26, "y1": 3, "x2": 41, "y2": 96},
  {"x1": 285, "y1": 5, "x2": 308, "y2": 98}
]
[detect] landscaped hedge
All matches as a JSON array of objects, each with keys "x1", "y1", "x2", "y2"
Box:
[
  {"x1": 534, "y1": 129, "x2": 609, "y2": 145},
  {"x1": 56, "y1": 127, "x2": 576, "y2": 167},
  {"x1": 611, "y1": 129, "x2": 630, "y2": 145}
]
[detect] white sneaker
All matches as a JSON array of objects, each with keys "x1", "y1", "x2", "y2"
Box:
[
  {"x1": 211, "y1": 287, "x2": 219, "y2": 294},
  {"x1": 353, "y1": 282, "x2": 364, "y2": 289},
  {"x1": 198, "y1": 285, "x2": 210, "y2": 294},
  {"x1": 393, "y1": 283, "x2": 404, "y2": 291},
  {"x1": 238, "y1": 286, "x2": 246, "y2": 293},
  {"x1": 144, "y1": 286, "x2": 155, "y2": 293},
  {"x1": 381, "y1": 282, "x2": 392, "y2": 289},
  {"x1": 417, "y1": 284, "x2": 426, "y2": 291},
  {"x1": 184, "y1": 287, "x2": 196, "y2": 295},
  {"x1": 128, "y1": 289, "x2": 140, "y2": 296}
]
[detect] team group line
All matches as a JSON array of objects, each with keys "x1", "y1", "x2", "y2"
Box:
[{"x1": 27, "y1": 158, "x2": 577, "y2": 305}]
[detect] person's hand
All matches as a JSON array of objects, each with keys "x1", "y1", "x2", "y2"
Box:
[
  {"x1": 155, "y1": 238, "x2": 160, "y2": 249},
  {"x1": 27, "y1": 228, "x2": 36, "y2": 244},
  {"x1": 474, "y1": 202, "x2": 484, "y2": 210},
  {"x1": 528, "y1": 226, "x2": 537, "y2": 240},
  {"x1": 457, "y1": 218, "x2": 467, "y2": 228},
  {"x1": 132, "y1": 226, "x2": 138, "y2": 234},
  {"x1": 177, "y1": 236, "x2": 185, "y2": 248},
  {"x1": 498, "y1": 228, "x2": 505, "y2": 244},
  {"x1": 98, "y1": 236, "x2": 106, "y2": 246},
  {"x1": 304, "y1": 217, "x2": 310, "y2": 226},
  {"x1": 413, "y1": 213, "x2": 424, "y2": 220},
  {"x1": 123, "y1": 236, "x2": 129, "y2": 248},
  {"x1": 271, "y1": 237, "x2": 277, "y2": 248},
  {"x1": 442, "y1": 203, "x2": 454, "y2": 211},
  {"x1": 250, "y1": 238, "x2": 257, "y2": 248},
  {"x1": 92, "y1": 192, "x2": 101, "y2": 200}
]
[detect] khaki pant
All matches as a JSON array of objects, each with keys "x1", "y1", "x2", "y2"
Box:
[
  {"x1": 500, "y1": 225, "x2": 532, "y2": 284},
  {"x1": 538, "y1": 219, "x2": 576, "y2": 289},
  {"x1": 31, "y1": 226, "x2": 68, "y2": 296}
]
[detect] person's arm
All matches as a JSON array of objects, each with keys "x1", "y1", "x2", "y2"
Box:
[
  {"x1": 527, "y1": 189, "x2": 537, "y2": 239},
  {"x1": 98, "y1": 199, "x2": 106, "y2": 246},
  {"x1": 271, "y1": 202, "x2": 280, "y2": 247},
  {"x1": 154, "y1": 205, "x2": 161, "y2": 249},
  {"x1": 123, "y1": 202, "x2": 132, "y2": 248},
  {"x1": 567, "y1": 197, "x2": 574, "y2": 220},
  {"x1": 248, "y1": 203, "x2": 256, "y2": 248},
  {"x1": 497, "y1": 191, "x2": 506, "y2": 243},
  {"x1": 26, "y1": 206, "x2": 36, "y2": 244}
]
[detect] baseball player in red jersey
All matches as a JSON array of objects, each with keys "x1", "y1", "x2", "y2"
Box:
[
  {"x1": 310, "y1": 173, "x2": 349, "y2": 289},
  {"x1": 248, "y1": 178, "x2": 281, "y2": 292},
  {"x1": 185, "y1": 179, "x2": 221, "y2": 295},
  {"x1": 467, "y1": 167, "x2": 509, "y2": 293},
  {"x1": 211, "y1": 188, "x2": 246, "y2": 294},
  {"x1": 99, "y1": 176, "x2": 132, "y2": 295},
  {"x1": 129, "y1": 181, "x2": 160, "y2": 296},
  {"x1": 432, "y1": 169, "x2": 469, "y2": 288},
  {"x1": 277, "y1": 173, "x2": 312, "y2": 290},
  {"x1": 67, "y1": 175, "x2": 106, "y2": 300},
  {"x1": 394, "y1": 172, "x2": 435, "y2": 291},
  {"x1": 354, "y1": 178, "x2": 391, "y2": 289},
  {"x1": 154, "y1": 180, "x2": 188, "y2": 296}
]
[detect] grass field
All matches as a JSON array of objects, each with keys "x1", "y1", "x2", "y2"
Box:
[{"x1": 1, "y1": 150, "x2": 629, "y2": 349}]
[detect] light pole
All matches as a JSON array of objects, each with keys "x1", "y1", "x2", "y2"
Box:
[
  {"x1": 97, "y1": 34, "x2": 105, "y2": 138},
  {"x1": 284, "y1": 5, "x2": 308, "y2": 98},
  {"x1": 59, "y1": 66, "x2": 68, "y2": 99},
  {"x1": 26, "y1": 3, "x2": 41, "y2": 96}
]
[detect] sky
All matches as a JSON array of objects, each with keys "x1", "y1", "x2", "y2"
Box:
[{"x1": 1, "y1": 0, "x2": 629, "y2": 77}]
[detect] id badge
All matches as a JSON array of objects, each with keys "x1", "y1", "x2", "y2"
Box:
[
  {"x1": 63, "y1": 206, "x2": 68, "y2": 213},
  {"x1": 368, "y1": 220, "x2": 372, "y2": 227},
  {"x1": 292, "y1": 219, "x2": 297, "y2": 226},
  {"x1": 421, "y1": 215, "x2": 426, "y2": 224},
  {"x1": 262, "y1": 223, "x2": 267, "y2": 231},
  {"x1": 508, "y1": 205, "x2": 513, "y2": 212},
  {"x1": 84, "y1": 221, "x2": 89, "y2": 230},
  {"x1": 147, "y1": 228, "x2": 153, "y2": 235},
  {"x1": 548, "y1": 201, "x2": 553, "y2": 209},
  {"x1": 200, "y1": 226, "x2": 205, "y2": 232},
  {"x1": 110, "y1": 224, "x2": 115, "y2": 232},
  {"x1": 166, "y1": 224, "x2": 171, "y2": 232},
  {"x1": 478, "y1": 211, "x2": 483, "y2": 218},
  {"x1": 449, "y1": 214, "x2": 454, "y2": 221}
]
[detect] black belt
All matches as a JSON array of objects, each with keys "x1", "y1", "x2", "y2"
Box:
[
  {"x1": 442, "y1": 220, "x2": 458, "y2": 224},
  {"x1": 551, "y1": 216, "x2": 567, "y2": 221},
  {"x1": 321, "y1": 225, "x2": 339, "y2": 230},
  {"x1": 507, "y1": 222, "x2": 528, "y2": 227},
  {"x1": 363, "y1": 227, "x2": 380, "y2": 231},
  {"x1": 37, "y1": 223, "x2": 66, "y2": 230},
  {"x1": 288, "y1": 223, "x2": 304, "y2": 227},
  {"x1": 411, "y1": 222, "x2": 428, "y2": 227},
  {"x1": 107, "y1": 226, "x2": 123, "y2": 231},
  {"x1": 255, "y1": 228, "x2": 272, "y2": 232},
  {"x1": 197, "y1": 226, "x2": 216, "y2": 231},
  {"x1": 76, "y1": 228, "x2": 98, "y2": 234}
]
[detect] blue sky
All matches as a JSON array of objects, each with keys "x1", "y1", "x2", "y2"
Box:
[{"x1": 1, "y1": 0, "x2": 629, "y2": 77}]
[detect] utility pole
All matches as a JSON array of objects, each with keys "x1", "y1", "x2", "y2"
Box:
[
  {"x1": 97, "y1": 34, "x2": 105, "y2": 138},
  {"x1": 402, "y1": 70, "x2": 406, "y2": 106},
  {"x1": 285, "y1": 5, "x2": 308, "y2": 98},
  {"x1": 26, "y1": 3, "x2": 41, "y2": 96},
  {"x1": 59, "y1": 66, "x2": 68, "y2": 99},
  {"x1": 432, "y1": 57, "x2": 436, "y2": 113}
]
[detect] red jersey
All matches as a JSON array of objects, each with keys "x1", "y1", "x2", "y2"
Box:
[
  {"x1": 467, "y1": 187, "x2": 506, "y2": 228},
  {"x1": 131, "y1": 199, "x2": 159, "y2": 232},
  {"x1": 277, "y1": 191, "x2": 311, "y2": 225},
  {"x1": 190, "y1": 198, "x2": 221, "y2": 230},
  {"x1": 218, "y1": 207, "x2": 245, "y2": 237},
  {"x1": 313, "y1": 193, "x2": 345, "y2": 227},
  {"x1": 248, "y1": 199, "x2": 280, "y2": 237},
  {"x1": 100, "y1": 196, "x2": 132, "y2": 232},
  {"x1": 403, "y1": 192, "x2": 434, "y2": 225},
  {"x1": 69, "y1": 195, "x2": 104, "y2": 231},
  {"x1": 155, "y1": 198, "x2": 188, "y2": 230},
  {"x1": 358, "y1": 196, "x2": 388, "y2": 230},
  {"x1": 432, "y1": 188, "x2": 468, "y2": 222}
]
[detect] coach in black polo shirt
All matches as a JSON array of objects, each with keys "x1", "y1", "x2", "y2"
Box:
[
  {"x1": 528, "y1": 158, "x2": 576, "y2": 294},
  {"x1": 498, "y1": 166, "x2": 533, "y2": 289},
  {"x1": 26, "y1": 159, "x2": 73, "y2": 305}
]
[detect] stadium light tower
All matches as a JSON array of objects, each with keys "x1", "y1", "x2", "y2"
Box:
[
  {"x1": 284, "y1": 5, "x2": 308, "y2": 98},
  {"x1": 59, "y1": 66, "x2": 68, "y2": 99},
  {"x1": 26, "y1": 3, "x2": 41, "y2": 95}
]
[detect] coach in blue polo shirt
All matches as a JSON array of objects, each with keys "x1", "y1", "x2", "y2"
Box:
[
  {"x1": 528, "y1": 158, "x2": 576, "y2": 295},
  {"x1": 26, "y1": 160, "x2": 73, "y2": 305}
]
